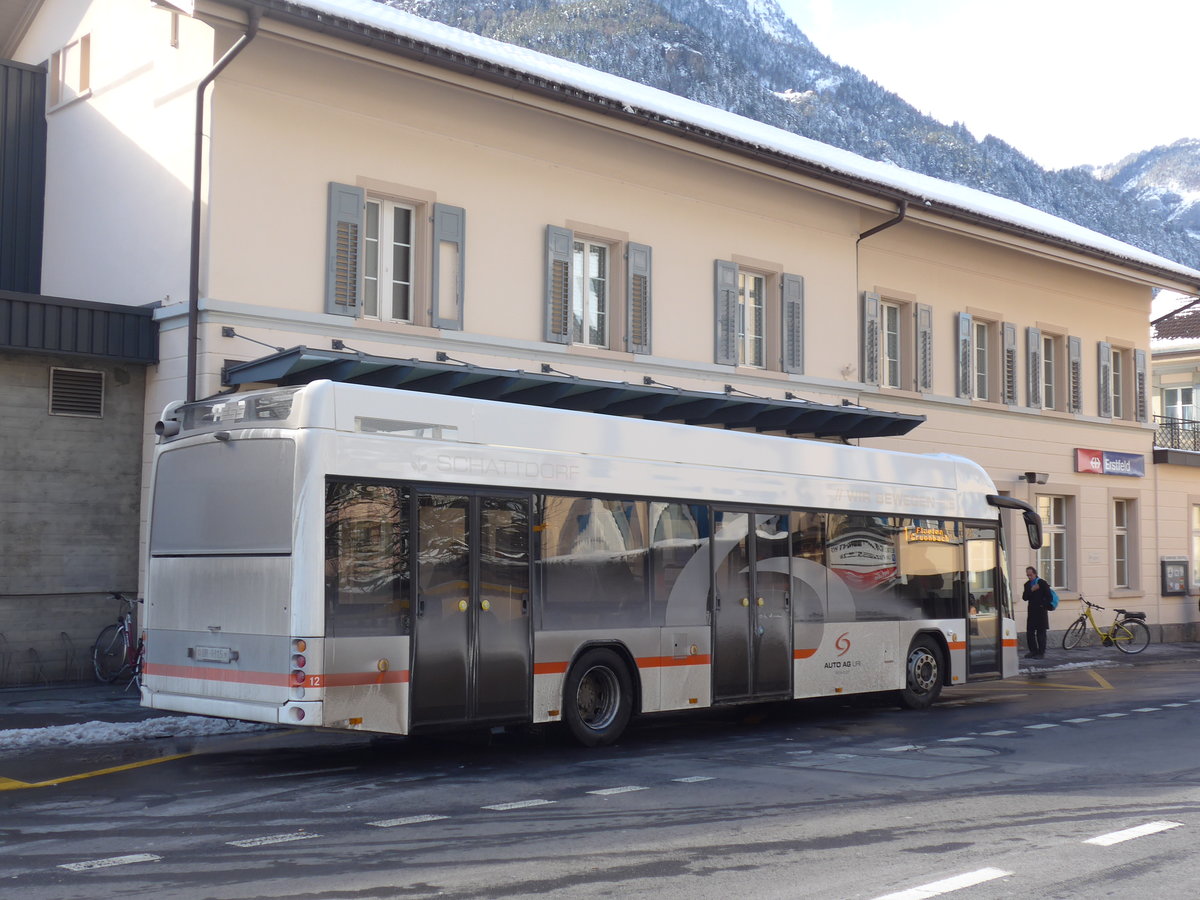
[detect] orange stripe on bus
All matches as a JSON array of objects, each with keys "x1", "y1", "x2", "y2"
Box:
[
  {"x1": 947, "y1": 641, "x2": 966, "y2": 650},
  {"x1": 793, "y1": 648, "x2": 817, "y2": 659},
  {"x1": 636, "y1": 655, "x2": 711, "y2": 669},
  {"x1": 533, "y1": 662, "x2": 569, "y2": 675},
  {"x1": 1002, "y1": 638, "x2": 1018, "y2": 647},
  {"x1": 142, "y1": 663, "x2": 409, "y2": 688}
]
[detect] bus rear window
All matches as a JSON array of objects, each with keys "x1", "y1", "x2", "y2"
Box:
[{"x1": 150, "y1": 439, "x2": 296, "y2": 555}]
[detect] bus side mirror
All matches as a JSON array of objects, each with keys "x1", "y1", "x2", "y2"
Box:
[{"x1": 1023, "y1": 510, "x2": 1043, "y2": 550}]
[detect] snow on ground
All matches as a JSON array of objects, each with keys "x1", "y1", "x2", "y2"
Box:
[{"x1": 0, "y1": 717, "x2": 274, "y2": 753}]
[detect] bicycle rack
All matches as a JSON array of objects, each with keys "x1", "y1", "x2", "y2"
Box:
[
  {"x1": 25, "y1": 646, "x2": 48, "y2": 687},
  {"x1": 0, "y1": 632, "x2": 10, "y2": 687},
  {"x1": 60, "y1": 631, "x2": 86, "y2": 682}
]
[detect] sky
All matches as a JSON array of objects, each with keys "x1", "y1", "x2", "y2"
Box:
[{"x1": 775, "y1": 1, "x2": 1199, "y2": 172}]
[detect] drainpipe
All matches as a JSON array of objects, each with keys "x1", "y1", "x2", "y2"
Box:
[
  {"x1": 187, "y1": 12, "x2": 261, "y2": 403},
  {"x1": 858, "y1": 198, "x2": 908, "y2": 245}
]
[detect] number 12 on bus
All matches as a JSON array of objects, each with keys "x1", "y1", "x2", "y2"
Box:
[{"x1": 142, "y1": 381, "x2": 1041, "y2": 746}]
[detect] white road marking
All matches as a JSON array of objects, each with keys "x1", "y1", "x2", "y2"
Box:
[
  {"x1": 883, "y1": 745, "x2": 922, "y2": 752},
  {"x1": 872, "y1": 866, "x2": 1011, "y2": 899},
  {"x1": 59, "y1": 854, "x2": 162, "y2": 872},
  {"x1": 1025, "y1": 723, "x2": 1059, "y2": 730},
  {"x1": 937, "y1": 737, "x2": 975, "y2": 743},
  {"x1": 1132, "y1": 707, "x2": 1160, "y2": 713},
  {"x1": 672, "y1": 776, "x2": 714, "y2": 783},
  {"x1": 1099, "y1": 713, "x2": 1127, "y2": 718},
  {"x1": 587, "y1": 785, "x2": 648, "y2": 796},
  {"x1": 227, "y1": 832, "x2": 319, "y2": 847},
  {"x1": 1163, "y1": 703, "x2": 1187, "y2": 708},
  {"x1": 482, "y1": 799, "x2": 555, "y2": 811},
  {"x1": 367, "y1": 814, "x2": 450, "y2": 828},
  {"x1": 1085, "y1": 821, "x2": 1183, "y2": 846},
  {"x1": 1063, "y1": 718, "x2": 1093, "y2": 723},
  {"x1": 979, "y1": 730, "x2": 1015, "y2": 736}
]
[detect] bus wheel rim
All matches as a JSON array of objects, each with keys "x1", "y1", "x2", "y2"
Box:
[
  {"x1": 908, "y1": 648, "x2": 937, "y2": 693},
  {"x1": 576, "y1": 665, "x2": 619, "y2": 730}
]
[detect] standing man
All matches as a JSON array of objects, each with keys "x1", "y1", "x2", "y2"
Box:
[{"x1": 1022, "y1": 566, "x2": 1052, "y2": 659}]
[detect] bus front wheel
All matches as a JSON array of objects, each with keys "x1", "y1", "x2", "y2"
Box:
[
  {"x1": 897, "y1": 637, "x2": 943, "y2": 710},
  {"x1": 563, "y1": 648, "x2": 633, "y2": 747}
]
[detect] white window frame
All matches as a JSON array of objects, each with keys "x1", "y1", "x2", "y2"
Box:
[
  {"x1": 1042, "y1": 334, "x2": 1058, "y2": 410},
  {"x1": 1113, "y1": 498, "x2": 1130, "y2": 590},
  {"x1": 572, "y1": 238, "x2": 610, "y2": 348},
  {"x1": 881, "y1": 300, "x2": 903, "y2": 388},
  {"x1": 363, "y1": 197, "x2": 415, "y2": 323},
  {"x1": 1191, "y1": 502, "x2": 1200, "y2": 594},
  {"x1": 974, "y1": 320, "x2": 991, "y2": 400},
  {"x1": 1165, "y1": 386, "x2": 1196, "y2": 422},
  {"x1": 1111, "y1": 348, "x2": 1126, "y2": 420},
  {"x1": 738, "y1": 271, "x2": 766, "y2": 368},
  {"x1": 1036, "y1": 494, "x2": 1069, "y2": 589},
  {"x1": 49, "y1": 35, "x2": 91, "y2": 109}
]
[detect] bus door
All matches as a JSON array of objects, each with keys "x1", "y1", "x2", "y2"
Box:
[
  {"x1": 410, "y1": 492, "x2": 532, "y2": 728},
  {"x1": 711, "y1": 509, "x2": 793, "y2": 703},
  {"x1": 966, "y1": 525, "x2": 1002, "y2": 677}
]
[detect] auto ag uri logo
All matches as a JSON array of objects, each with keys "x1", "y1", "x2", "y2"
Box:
[{"x1": 835, "y1": 632, "x2": 851, "y2": 657}]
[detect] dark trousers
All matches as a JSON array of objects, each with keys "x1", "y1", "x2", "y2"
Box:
[{"x1": 1027, "y1": 628, "x2": 1047, "y2": 656}]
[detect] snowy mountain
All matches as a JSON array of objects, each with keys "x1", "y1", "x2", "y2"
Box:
[{"x1": 385, "y1": 0, "x2": 1200, "y2": 270}]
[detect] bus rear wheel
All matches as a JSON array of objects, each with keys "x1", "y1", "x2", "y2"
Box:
[
  {"x1": 563, "y1": 648, "x2": 633, "y2": 747},
  {"x1": 897, "y1": 637, "x2": 943, "y2": 710}
]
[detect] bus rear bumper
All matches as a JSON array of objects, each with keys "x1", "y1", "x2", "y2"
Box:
[{"x1": 141, "y1": 686, "x2": 321, "y2": 727}]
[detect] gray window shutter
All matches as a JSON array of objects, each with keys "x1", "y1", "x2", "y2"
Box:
[
  {"x1": 1068, "y1": 336, "x2": 1083, "y2": 414},
  {"x1": 915, "y1": 303, "x2": 933, "y2": 391},
  {"x1": 626, "y1": 242, "x2": 652, "y2": 354},
  {"x1": 1026, "y1": 326, "x2": 1043, "y2": 409},
  {"x1": 1098, "y1": 341, "x2": 1113, "y2": 418},
  {"x1": 1002, "y1": 322, "x2": 1018, "y2": 405},
  {"x1": 714, "y1": 260, "x2": 739, "y2": 366},
  {"x1": 861, "y1": 292, "x2": 881, "y2": 385},
  {"x1": 780, "y1": 273, "x2": 804, "y2": 374},
  {"x1": 1133, "y1": 349, "x2": 1148, "y2": 423},
  {"x1": 325, "y1": 182, "x2": 364, "y2": 317},
  {"x1": 955, "y1": 312, "x2": 973, "y2": 399},
  {"x1": 431, "y1": 203, "x2": 466, "y2": 330},
  {"x1": 544, "y1": 225, "x2": 573, "y2": 344}
]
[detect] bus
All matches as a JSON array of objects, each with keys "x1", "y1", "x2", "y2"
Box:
[{"x1": 141, "y1": 380, "x2": 1041, "y2": 746}]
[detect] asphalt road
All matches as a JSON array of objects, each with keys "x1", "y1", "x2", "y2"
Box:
[{"x1": 4, "y1": 657, "x2": 1200, "y2": 899}]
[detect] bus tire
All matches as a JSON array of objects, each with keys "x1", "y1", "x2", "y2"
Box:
[
  {"x1": 897, "y1": 637, "x2": 943, "y2": 710},
  {"x1": 563, "y1": 648, "x2": 633, "y2": 747}
]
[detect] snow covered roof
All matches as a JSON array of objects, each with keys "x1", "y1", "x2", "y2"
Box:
[{"x1": 244, "y1": 0, "x2": 1200, "y2": 287}]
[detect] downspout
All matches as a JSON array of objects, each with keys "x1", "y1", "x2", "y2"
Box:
[
  {"x1": 187, "y1": 12, "x2": 261, "y2": 403},
  {"x1": 858, "y1": 198, "x2": 909, "y2": 245}
]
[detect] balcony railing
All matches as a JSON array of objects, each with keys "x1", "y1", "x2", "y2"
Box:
[{"x1": 1155, "y1": 415, "x2": 1200, "y2": 452}]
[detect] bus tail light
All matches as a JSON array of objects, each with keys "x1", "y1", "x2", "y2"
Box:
[{"x1": 289, "y1": 638, "x2": 310, "y2": 698}]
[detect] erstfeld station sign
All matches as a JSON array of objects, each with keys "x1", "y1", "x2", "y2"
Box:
[{"x1": 1075, "y1": 448, "x2": 1145, "y2": 478}]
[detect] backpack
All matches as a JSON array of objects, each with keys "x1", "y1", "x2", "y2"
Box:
[{"x1": 1047, "y1": 587, "x2": 1059, "y2": 610}]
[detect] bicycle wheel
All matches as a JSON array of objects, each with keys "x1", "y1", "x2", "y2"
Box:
[
  {"x1": 1112, "y1": 619, "x2": 1151, "y2": 654},
  {"x1": 92, "y1": 624, "x2": 129, "y2": 682},
  {"x1": 1061, "y1": 618, "x2": 1088, "y2": 650}
]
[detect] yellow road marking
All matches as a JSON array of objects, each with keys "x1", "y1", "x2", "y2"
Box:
[
  {"x1": 1088, "y1": 669, "x2": 1114, "y2": 690},
  {"x1": 0, "y1": 753, "x2": 191, "y2": 791}
]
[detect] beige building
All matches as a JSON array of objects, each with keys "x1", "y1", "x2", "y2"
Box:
[{"x1": 8, "y1": 0, "x2": 1200, "y2": 668}]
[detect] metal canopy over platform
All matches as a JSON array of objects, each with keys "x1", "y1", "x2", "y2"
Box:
[{"x1": 223, "y1": 346, "x2": 925, "y2": 440}]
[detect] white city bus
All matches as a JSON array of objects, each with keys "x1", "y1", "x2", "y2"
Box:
[{"x1": 142, "y1": 380, "x2": 1040, "y2": 745}]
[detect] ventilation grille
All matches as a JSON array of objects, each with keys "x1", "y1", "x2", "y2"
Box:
[{"x1": 49, "y1": 367, "x2": 104, "y2": 418}]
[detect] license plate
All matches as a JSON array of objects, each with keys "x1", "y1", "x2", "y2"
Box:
[{"x1": 192, "y1": 645, "x2": 235, "y2": 663}]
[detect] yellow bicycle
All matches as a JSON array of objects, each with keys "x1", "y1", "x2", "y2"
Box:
[{"x1": 1061, "y1": 596, "x2": 1150, "y2": 654}]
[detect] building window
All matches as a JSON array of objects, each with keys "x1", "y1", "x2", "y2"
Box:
[
  {"x1": 571, "y1": 239, "x2": 609, "y2": 347},
  {"x1": 1042, "y1": 334, "x2": 1058, "y2": 410},
  {"x1": 739, "y1": 271, "x2": 766, "y2": 367},
  {"x1": 1111, "y1": 349, "x2": 1126, "y2": 419},
  {"x1": 363, "y1": 199, "x2": 414, "y2": 322},
  {"x1": 1036, "y1": 495, "x2": 1068, "y2": 589},
  {"x1": 1165, "y1": 387, "x2": 1195, "y2": 421},
  {"x1": 1113, "y1": 499, "x2": 1130, "y2": 589},
  {"x1": 547, "y1": 226, "x2": 651, "y2": 353},
  {"x1": 49, "y1": 35, "x2": 91, "y2": 108},
  {"x1": 1192, "y1": 505, "x2": 1200, "y2": 593},
  {"x1": 325, "y1": 182, "x2": 464, "y2": 329},
  {"x1": 882, "y1": 300, "x2": 903, "y2": 388},
  {"x1": 717, "y1": 262, "x2": 804, "y2": 373},
  {"x1": 974, "y1": 320, "x2": 991, "y2": 400}
]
